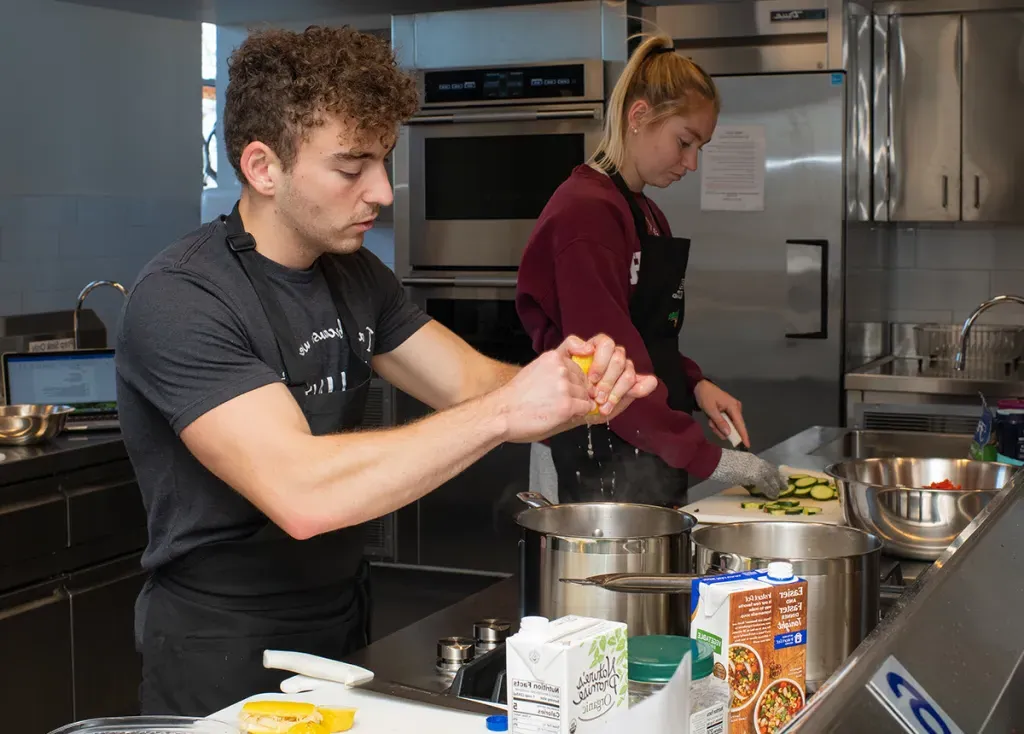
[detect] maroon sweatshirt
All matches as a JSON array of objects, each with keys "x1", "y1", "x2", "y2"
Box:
[{"x1": 516, "y1": 165, "x2": 722, "y2": 479}]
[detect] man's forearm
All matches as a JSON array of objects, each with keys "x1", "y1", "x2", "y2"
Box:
[
  {"x1": 460, "y1": 358, "x2": 521, "y2": 403},
  {"x1": 280, "y1": 390, "x2": 511, "y2": 538}
]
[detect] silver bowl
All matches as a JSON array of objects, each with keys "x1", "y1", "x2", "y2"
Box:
[
  {"x1": 0, "y1": 404, "x2": 75, "y2": 446},
  {"x1": 825, "y1": 457, "x2": 1015, "y2": 561}
]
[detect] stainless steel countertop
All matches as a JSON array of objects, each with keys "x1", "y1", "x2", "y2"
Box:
[
  {"x1": 345, "y1": 574, "x2": 519, "y2": 695},
  {"x1": 845, "y1": 355, "x2": 1024, "y2": 396},
  {"x1": 347, "y1": 426, "x2": 851, "y2": 696}
]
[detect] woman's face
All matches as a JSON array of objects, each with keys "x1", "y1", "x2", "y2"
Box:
[{"x1": 629, "y1": 99, "x2": 718, "y2": 189}]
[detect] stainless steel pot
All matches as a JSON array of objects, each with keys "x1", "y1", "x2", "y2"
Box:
[
  {"x1": 827, "y1": 457, "x2": 1014, "y2": 560},
  {"x1": 693, "y1": 522, "x2": 881, "y2": 691},
  {"x1": 562, "y1": 521, "x2": 882, "y2": 692},
  {"x1": 516, "y1": 492, "x2": 697, "y2": 637}
]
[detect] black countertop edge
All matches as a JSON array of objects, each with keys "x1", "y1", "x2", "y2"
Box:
[{"x1": 0, "y1": 432, "x2": 127, "y2": 486}]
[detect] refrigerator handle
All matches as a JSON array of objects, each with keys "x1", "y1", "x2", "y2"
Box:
[{"x1": 784, "y1": 239, "x2": 829, "y2": 340}]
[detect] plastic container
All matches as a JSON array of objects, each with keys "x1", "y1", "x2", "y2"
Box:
[
  {"x1": 995, "y1": 408, "x2": 1024, "y2": 465},
  {"x1": 47, "y1": 718, "x2": 240, "y2": 734},
  {"x1": 628, "y1": 635, "x2": 729, "y2": 734}
]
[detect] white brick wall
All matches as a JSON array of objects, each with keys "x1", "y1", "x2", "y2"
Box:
[
  {"x1": 847, "y1": 224, "x2": 1024, "y2": 328},
  {"x1": 0, "y1": 0, "x2": 200, "y2": 343}
]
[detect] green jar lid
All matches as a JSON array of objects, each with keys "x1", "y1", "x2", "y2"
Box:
[{"x1": 628, "y1": 635, "x2": 715, "y2": 683}]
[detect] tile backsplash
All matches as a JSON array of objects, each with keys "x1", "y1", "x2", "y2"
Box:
[
  {"x1": 847, "y1": 223, "x2": 1024, "y2": 328},
  {"x1": 0, "y1": 194, "x2": 199, "y2": 341}
]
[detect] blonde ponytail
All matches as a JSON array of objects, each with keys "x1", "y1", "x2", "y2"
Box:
[{"x1": 590, "y1": 34, "x2": 719, "y2": 174}]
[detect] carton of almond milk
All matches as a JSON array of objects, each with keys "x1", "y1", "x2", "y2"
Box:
[
  {"x1": 506, "y1": 615, "x2": 629, "y2": 734},
  {"x1": 689, "y1": 564, "x2": 808, "y2": 734}
]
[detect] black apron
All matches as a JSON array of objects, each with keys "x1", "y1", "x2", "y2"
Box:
[
  {"x1": 139, "y1": 203, "x2": 374, "y2": 716},
  {"x1": 548, "y1": 172, "x2": 695, "y2": 508}
]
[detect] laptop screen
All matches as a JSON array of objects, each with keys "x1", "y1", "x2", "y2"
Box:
[{"x1": 3, "y1": 350, "x2": 117, "y2": 416}]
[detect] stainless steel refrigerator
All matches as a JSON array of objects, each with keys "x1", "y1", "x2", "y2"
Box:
[{"x1": 645, "y1": 72, "x2": 845, "y2": 450}]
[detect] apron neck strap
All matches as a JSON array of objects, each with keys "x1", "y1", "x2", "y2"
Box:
[{"x1": 608, "y1": 171, "x2": 653, "y2": 238}]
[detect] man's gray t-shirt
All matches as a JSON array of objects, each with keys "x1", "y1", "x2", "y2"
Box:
[{"x1": 115, "y1": 216, "x2": 430, "y2": 575}]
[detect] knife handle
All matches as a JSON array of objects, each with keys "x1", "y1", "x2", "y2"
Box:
[
  {"x1": 721, "y1": 414, "x2": 747, "y2": 452},
  {"x1": 263, "y1": 649, "x2": 374, "y2": 686}
]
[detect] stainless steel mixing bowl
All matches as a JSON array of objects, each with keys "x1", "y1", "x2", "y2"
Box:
[
  {"x1": 0, "y1": 404, "x2": 74, "y2": 445},
  {"x1": 826, "y1": 457, "x2": 1015, "y2": 560}
]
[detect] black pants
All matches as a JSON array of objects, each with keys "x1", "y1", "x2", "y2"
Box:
[{"x1": 138, "y1": 568, "x2": 372, "y2": 716}]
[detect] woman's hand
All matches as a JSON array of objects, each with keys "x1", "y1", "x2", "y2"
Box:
[{"x1": 694, "y1": 380, "x2": 750, "y2": 447}]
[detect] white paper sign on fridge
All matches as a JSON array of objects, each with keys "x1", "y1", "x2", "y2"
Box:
[{"x1": 700, "y1": 125, "x2": 766, "y2": 212}]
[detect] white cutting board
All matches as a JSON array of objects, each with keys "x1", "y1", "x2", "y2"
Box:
[
  {"x1": 681, "y1": 466, "x2": 845, "y2": 526},
  {"x1": 209, "y1": 685, "x2": 503, "y2": 734}
]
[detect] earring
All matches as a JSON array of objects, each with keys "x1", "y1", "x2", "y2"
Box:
[{"x1": 632, "y1": 128, "x2": 638, "y2": 134}]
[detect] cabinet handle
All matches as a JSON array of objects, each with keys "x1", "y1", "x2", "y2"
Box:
[
  {"x1": 941, "y1": 175, "x2": 948, "y2": 209},
  {"x1": 974, "y1": 175, "x2": 981, "y2": 209}
]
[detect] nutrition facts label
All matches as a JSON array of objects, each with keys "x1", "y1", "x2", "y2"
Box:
[{"x1": 509, "y1": 678, "x2": 562, "y2": 734}]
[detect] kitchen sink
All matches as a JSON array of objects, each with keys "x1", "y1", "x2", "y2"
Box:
[{"x1": 810, "y1": 430, "x2": 973, "y2": 462}]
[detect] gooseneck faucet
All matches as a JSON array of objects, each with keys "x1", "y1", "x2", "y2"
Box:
[
  {"x1": 954, "y1": 294, "x2": 1024, "y2": 370},
  {"x1": 74, "y1": 280, "x2": 128, "y2": 349}
]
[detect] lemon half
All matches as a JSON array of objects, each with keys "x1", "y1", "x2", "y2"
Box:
[
  {"x1": 316, "y1": 707, "x2": 357, "y2": 733},
  {"x1": 571, "y1": 355, "x2": 601, "y2": 417}
]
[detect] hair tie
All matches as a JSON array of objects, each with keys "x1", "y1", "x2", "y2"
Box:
[{"x1": 649, "y1": 46, "x2": 676, "y2": 57}]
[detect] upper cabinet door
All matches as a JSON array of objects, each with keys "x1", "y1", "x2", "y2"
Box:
[
  {"x1": 888, "y1": 14, "x2": 962, "y2": 222},
  {"x1": 962, "y1": 12, "x2": 1024, "y2": 223}
]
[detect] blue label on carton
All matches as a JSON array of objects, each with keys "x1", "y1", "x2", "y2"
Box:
[{"x1": 774, "y1": 630, "x2": 807, "y2": 649}]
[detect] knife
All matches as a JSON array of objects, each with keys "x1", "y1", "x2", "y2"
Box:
[{"x1": 263, "y1": 650, "x2": 503, "y2": 716}]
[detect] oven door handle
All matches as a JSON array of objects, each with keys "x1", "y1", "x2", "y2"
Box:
[
  {"x1": 402, "y1": 276, "x2": 518, "y2": 288},
  {"x1": 408, "y1": 108, "x2": 600, "y2": 125}
]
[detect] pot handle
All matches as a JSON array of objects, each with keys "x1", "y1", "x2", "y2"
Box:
[
  {"x1": 710, "y1": 552, "x2": 742, "y2": 573},
  {"x1": 517, "y1": 491, "x2": 554, "y2": 509},
  {"x1": 560, "y1": 573, "x2": 706, "y2": 595}
]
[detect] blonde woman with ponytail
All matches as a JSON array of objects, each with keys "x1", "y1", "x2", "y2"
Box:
[{"x1": 516, "y1": 35, "x2": 787, "y2": 507}]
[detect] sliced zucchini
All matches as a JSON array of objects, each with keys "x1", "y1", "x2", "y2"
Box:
[
  {"x1": 767, "y1": 508, "x2": 788, "y2": 516},
  {"x1": 788, "y1": 474, "x2": 810, "y2": 480},
  {"x1": 803, "y1": 507, "x2": 823, "y2": 516},
  {"x1": 809, "y1": 484, "x2": 837, "y2": 501},
  {"x1": 741, "y1": 502, "x2": 764, "y2": 510},
  {"x1": 794, "y1": 477, "x2": 819, "y2": 489},
  {"x1": 743, "y1": 485, "x2": 764, "y2": 497},
  {"x1": 784, "y1": 507, "x2": 805, "y2": 515},
  {"x1": 778, "y1": 484, "x2": 796, "y2": 498},
  {"x1": 774, "y1": 500, "x2": 801, "y2": 508},
  {"x1": 793, "y1": 486, "x2": 812, "y2": 497}
]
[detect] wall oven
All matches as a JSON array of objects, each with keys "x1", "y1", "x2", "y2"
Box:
[
  {"x1": 389, "y1": 58, "x2": 609, "y2": 574},
  {"x1": 393, "y1": 58, "x2": 607, "y2": 281}
]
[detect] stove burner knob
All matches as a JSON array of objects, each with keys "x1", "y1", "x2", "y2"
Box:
[
  {"x1": 474, "y1": 618, "x2": 512, "y2": 645},
  {"x1": 437, "y1": 636, "x2": 476, "y2": 665}
]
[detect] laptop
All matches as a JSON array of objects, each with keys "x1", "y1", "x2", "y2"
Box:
[{"x1": 1, "y1": 349, "x2": 120, "y2": 431}]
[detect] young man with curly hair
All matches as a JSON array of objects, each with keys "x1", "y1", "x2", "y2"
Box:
[{"x1": 115, "y1": 26, "x2": 655, "y2": 715}]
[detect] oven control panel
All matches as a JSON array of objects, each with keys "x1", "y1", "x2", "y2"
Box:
[{"x1": 424, "y1": 63, "x2": 586, "y2": 104}]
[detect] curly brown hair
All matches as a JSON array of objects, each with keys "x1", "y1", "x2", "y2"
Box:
[{"x1": 224, "y1": 25, "x2": 419, "y2": 183}]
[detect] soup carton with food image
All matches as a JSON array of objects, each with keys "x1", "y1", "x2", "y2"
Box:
[
  {"x1": 506, "y1": 615, "x2": 629, "y2": 734},
  {"x1": 689, "y1": 562, "x2": 808, "y2": 734}
]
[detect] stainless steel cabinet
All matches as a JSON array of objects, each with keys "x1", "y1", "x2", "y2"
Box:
[
  {"x1": 882, "y1": 11, "x2": 1024, "y2": 223},
  {"x1": 887, "y1": 14, "x2": 962, "y2": 222},
  {"x1": 962, "y1": 12, "x2": 1024, "y2": 223},
  {"x1": 0, "y1": 579, "x2": 75, "y2": 733}
]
